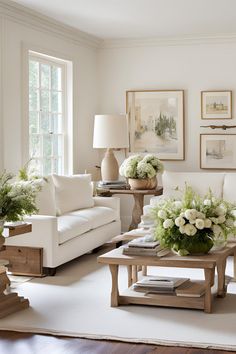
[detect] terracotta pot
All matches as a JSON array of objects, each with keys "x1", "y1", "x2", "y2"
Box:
[{"x1": 128, "y1": 177, "x2": 157, "y2": 190}]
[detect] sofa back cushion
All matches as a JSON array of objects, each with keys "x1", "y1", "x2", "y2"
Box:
[
  {"x1": 36, "y1": 176, "x2": 56, "y2": 216},
  {"x1": 223, "y1": 173, "x2": 236, "y2": 203},
  {"x1": 52, "y1": 174, "x2": 94, "y2": 215},
  {"x1": 162, "y1": 171, "x2": 225, "y2": 199}
]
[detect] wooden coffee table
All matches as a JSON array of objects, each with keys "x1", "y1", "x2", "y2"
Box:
[{"x1": 98, "y1": 243, "x2": 236, "y2": 313}]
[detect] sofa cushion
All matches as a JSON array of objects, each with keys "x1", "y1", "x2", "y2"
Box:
[
  {"x1": 36, "y1": 176, "x2": 56, "y2": 216},
  {"x1": 52, "y1": 174, "x2": 94, "y2": 215},
  {"x1": 162, "y1": 171, "x2": 225, "y2": 199},
  {"x1": 223, "y1": 173, "x2": 236, "y2": 203},
  {"x1": 58, "y1": 214, "x2": 92, "y2": 244},
  {"x1": 69, "y1": 206, "x2": 117, "y2": 229}
]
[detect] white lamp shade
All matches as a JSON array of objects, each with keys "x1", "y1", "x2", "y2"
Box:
[{"x1": 93, "y1": 114, "x2": 129, "y2": 149}]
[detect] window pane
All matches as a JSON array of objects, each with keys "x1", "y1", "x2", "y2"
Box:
[
  {"x1": 53, "y1": 157, "x2": 62, "y2": 174},
  {"x1": 29, "y1": 60, "x2": 39, "y2": 88},
  {"x1": 29, "y1": 112, "x2": 38, "y2": 134},
  {"x1": 51, "y1": 66, "x2": 62, "y2": 90},
  {"x1": 40, "y1": 113, "x2": 50, "y2": 133},
  {"x1": 41, "y1": 90, "x2": 50, "y2": 112},
  {"x1": 51, "y1": 91, "x2": 62, "y2": 113},
  {"x1": 43, "y1": 135, "x2": 52, "y2": 157},
  {"x1": 30, "y1": 158, "x2": 42, "y2": 175},
  {"x1": 51, "y1": 114, "x2": 62, "y2": 133},
  {"x1": 43, "y1": 158, "x2": 52, "y2": 175},
  {"x1": 41, "y1": 64, "x2": 50, "y2": 89},
  {"x1": 53, "y1": 135, "x2": 62, "y2": 156},
  {"x1": 29, "y1": 88, "x2": 39, "y2": 111},
  {"x1": 29, "y1": 135, "x2": 40, "y2": 157}
]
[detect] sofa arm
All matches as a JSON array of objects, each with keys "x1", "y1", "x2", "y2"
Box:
[
  {"x1": 4, "y1": 215, "x2": 58, "y2": 267},
  {"x1": 93, "y1": 196, "x2": 120, "y2": 220}
]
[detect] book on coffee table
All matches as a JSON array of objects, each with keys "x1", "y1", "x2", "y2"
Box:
[{"x1": 175, "y1": 281, "x2": 206, "y2": 297}]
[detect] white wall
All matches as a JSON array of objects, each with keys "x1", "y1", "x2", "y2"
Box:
[
  {"x1": 98, "y1": 41, "x2": 236, "y2": 229},
  {"x1": 0, "y1": 9, "x2": 99, "y2": 175}
]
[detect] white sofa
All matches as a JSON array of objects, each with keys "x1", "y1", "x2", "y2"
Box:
[
  {"x1": 144, "y1": 171, "x2": 236, "y2": 215},
  {"x1": 5, "y1": 174, "x2": 121, "y2": 274}
]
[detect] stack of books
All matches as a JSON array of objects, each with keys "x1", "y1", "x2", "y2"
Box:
[
  {"x1": 97, "y1": 180, "x2": 128, "y2": 189},
  {"x1": 122, "y1": 236, "x2": 170, "y2": 257},
  {"x1": 133, "y1": 276, "x2": 190, "y2": 294}
]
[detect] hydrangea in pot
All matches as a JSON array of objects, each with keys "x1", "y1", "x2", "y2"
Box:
[
  {"x1": 150, "y1": 186, "x2": 236, "y2": 256},
  {"x1": 119, "y1": 154, "x2": 164, "y2": 190}
]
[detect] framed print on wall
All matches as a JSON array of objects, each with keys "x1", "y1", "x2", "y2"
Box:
[
  {"x1": 201, "y1": 91, "x2": 232, "y2": 119},
  {"x1": 126, "y1": 90, "x2": 184, "y2": 160},
  {"x1": 200, "y1": 134, "x2": 236, "y2": 169}
]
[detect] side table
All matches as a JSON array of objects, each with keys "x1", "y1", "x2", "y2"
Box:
[
  {"x1": 107, "y1": 186, "x2": 163, "y2": 230},
  {"x1": 0, "y1": 223, "x2": 32, "y2": 318}
]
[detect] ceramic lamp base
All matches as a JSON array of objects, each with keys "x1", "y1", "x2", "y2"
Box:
[{"x1": 101, "y1": 148, "x2": 119, "y2": 182}]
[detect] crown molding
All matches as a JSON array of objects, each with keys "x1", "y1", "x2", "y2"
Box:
[
  {"x1": 0, "y1": 0, "x2": 102, "y2": 48},
  {"x1": 101, "y1": 33, "x2": 236, "y2": 49}
]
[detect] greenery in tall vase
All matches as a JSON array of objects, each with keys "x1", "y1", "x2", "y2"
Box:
[
  {"x1": 150, "y1": 185, "x2": 236, "y2": 256},
  {"x1": 0, "y1": 170, "x2": 41, "y2": 222}
]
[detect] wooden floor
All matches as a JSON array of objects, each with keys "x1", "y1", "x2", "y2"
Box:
[{"x1": 0, "y1": 331, "x2": 234, "y2": 354}]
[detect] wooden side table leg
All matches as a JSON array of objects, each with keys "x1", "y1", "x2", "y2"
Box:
[
  {"x1": 216, "y1": 259, "x2": 227, "y2": 298},
  {"x1": 127, "y1": 265, "x2": 132, "y2": 287},
  {"x1": 204, "y1": 268, "x2": 214, "y2": 313},
  {"x1": 109, "y1": 264, "x2": 119, "y2": 307},
  {"x1": 129, "y1": 194, "x2": 144, "y2": 230}
]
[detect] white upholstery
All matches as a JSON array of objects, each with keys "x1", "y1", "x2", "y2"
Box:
[
  {"x1": 5, "y1": 175, "x2": 121, "y2": 268},
  {"x1": 36, "y1": 176, "x2": 56, "y2": 216},
  {"x1": 52, "y1": 174, "x2": 94, "y2": 215}
]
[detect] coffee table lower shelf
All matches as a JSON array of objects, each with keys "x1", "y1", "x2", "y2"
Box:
[{"x1": 118, "y1": 287, "x2": 205, "y2": 311}]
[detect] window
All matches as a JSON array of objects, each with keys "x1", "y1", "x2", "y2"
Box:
[{"x1": 28, "y1": 52, "x2": 69, "y2": 175}]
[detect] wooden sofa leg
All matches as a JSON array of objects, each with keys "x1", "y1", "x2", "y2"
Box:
[{"x1": 43, "y1": 267, "x2": 57, "y2": 276}]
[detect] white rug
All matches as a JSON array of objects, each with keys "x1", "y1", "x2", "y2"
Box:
[{"x1": 1, "y1": 250, "x2": 236, "y2": 351}]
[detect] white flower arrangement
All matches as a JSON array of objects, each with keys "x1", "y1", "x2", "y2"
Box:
[
  {"x1": 119, "y1": 154, "x2": 164, "y2": 179},
  {"x1": 150, "y1": 185, "x2": 236, "y2": 256}
]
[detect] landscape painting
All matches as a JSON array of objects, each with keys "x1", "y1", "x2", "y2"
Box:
[
  {"x1": 200, "y1": 134, "x2": 236, "y2": 169},
  {"x1": 201, "y1": 91, "x2": 232, "y2": 119},
  {"x1": 126, "y1": 90, "x2": 184, "y2": 160}
]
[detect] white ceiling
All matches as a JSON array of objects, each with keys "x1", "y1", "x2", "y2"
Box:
[{"x1": 11, "y1": 0, "x2": 236, "y2": 40}]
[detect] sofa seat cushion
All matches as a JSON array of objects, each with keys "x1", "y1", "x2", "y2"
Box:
[
  {"x1": 69, "y1": 206, "x2": 117, "y2": 229},
  {"x1": 162, "y1": 171, "x2": 225, "y2": 199},
  {"x1": 58, "y1": 215, "x2": 92, "y2": 245}
]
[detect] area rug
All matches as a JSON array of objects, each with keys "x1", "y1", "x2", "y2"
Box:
[{"x1": 0, "y1": 250, "x2": 236, "y2": 351}]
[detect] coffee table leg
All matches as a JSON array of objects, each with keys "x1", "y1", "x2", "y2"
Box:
[
  {"x1": 132, "y1": 265, "x2": 138, "y2": 283},
  {"x1": 109, "y1": 264, "x2": 119, "y2": 307},
  {"x1": 204, "y1": 268, "x2": 214, "y2": 313},
  {"x1": 217, "y1": 259, "x2": 226, "y2": 298},
  {"x1": 127, "y1": 265, "x2": 132, "y2": 287},
  {"x1": 142, "y1": 266, "x2": 147, "y2": 276}
]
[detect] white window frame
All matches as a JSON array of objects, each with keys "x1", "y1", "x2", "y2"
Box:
[{"x1": 22, "y1": 45, "x2": 73, "y2": 176}]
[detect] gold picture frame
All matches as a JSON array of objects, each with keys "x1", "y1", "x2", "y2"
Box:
[
  {"x1": 201, "y1": 91, "x2": 232, "y2": 120},
  {"x1": 126, "y1": 90, "x2": 185, "y2": 160},
  {"x1": 200, "y1": 133, "x2": 236, "y2": 169}
]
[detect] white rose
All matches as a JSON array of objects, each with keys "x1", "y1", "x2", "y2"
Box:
[
  {"x1": 204, "y1": 219, "x2": 212, "y2": 228},
  {"x1": 180, "y1": 212, "x2": 185, "y2": 218},
  {"x1": 189, "y1": 219, "x2": 196, "y2": 224},
  {"x1": 197, "y1": 212, "x2": 206, "y2": 219},
  {"x1": 215, "y1": 205, "x2": 227, "y2": 216},
  {"x1": 184, "y1": 224, "x2": 197, "y2": 236},
  {"x1": 217, "y1": 215, "x2": 226, "y2": 224},
  {"x1": 204, "y1": 199, "x2": 211, "y2": 206},
  {"x1": 195, "y1": 218, "x2": 205, "y2": 230},
  {"x1": 163, "y1": 219, "x2": 174, "y2": 229},
  {"x1": 179, "y1": 226, "x2": 185, "y2": 234},
  {"x1": 173, "y1": 201, "x2": 182, "y2": 209},
  {"x1": 212, "y1": 224, "x2": 223, "y2": 238},
  {"x1": 231, "y1": 210, "x2": 236, "y2": 217},
  {"x1": 184, "y1": 209, "x2": 197, "y2": 220},
  {"x1": 175, "y1": 216, "x2": 185, "y2": 227},
  {"x1": 157, "y1": 210, "x2": 167, "y2": 219},
  {"x1": 226, "y1": 218, "x2": 234, "y2": 227}
]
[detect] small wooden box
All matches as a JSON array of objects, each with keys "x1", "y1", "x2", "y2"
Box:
[{"x1": 1, "y1": 246, "x2": 43, "y2": 276}]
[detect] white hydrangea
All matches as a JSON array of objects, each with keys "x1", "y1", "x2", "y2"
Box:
[
  {"x1": 184, "y1": 209, "x2": 197, "y2": 220},
  {"x1": 203, "y1": 199, "x2": 211, "y2": 206},
  {"x1": 157, "y1": 210, "x2": 167, "y2": 219},
  {"x1": 195, "y1": 218, "x2": 205, "y2": 230},
  {"x1": 175, "y1": 216, "x2": 185, "y2": 227},
  {"x1": 184, "y1": 224, "x2": 197, "y2": 236},
  {"x1": 163, "y1": 219, "x2": 174, "y2": 229},
  {"x1": 204, "y1": 218, "x2": 212, "y2": 228}
]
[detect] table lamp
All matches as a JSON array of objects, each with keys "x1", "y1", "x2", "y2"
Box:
[{"x1": 93, "y1": 114, "x2": 129, "y2": 182}]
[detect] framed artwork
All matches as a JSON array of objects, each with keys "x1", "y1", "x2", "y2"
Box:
[
  {"x1": 126, "y1": 90, "x2": 184, "y2": 160},
  {"x1": 200, "y1": 134, "x2": 236, "y2": 169},
  {"x1": 201, "y1": 91, "x2": 232, "y2": 119}
]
